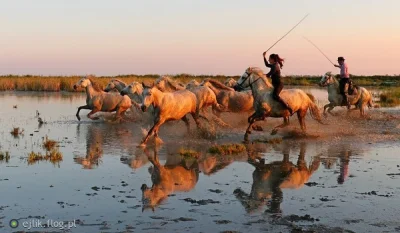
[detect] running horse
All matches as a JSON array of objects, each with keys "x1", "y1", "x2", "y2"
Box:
[
  {"x1": 73, "y1": 76, "x2": 138, "y2": 121},
  {"x1": 233, "y1": 67, "x2": 324, "y2": 141},
  {"x1": 319, "y1": 72, "x2": 373, "y2": 117}
]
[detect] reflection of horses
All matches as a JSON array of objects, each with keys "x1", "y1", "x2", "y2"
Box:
[
  {"x1": 155, "y1": 76, "x2": 186, "y2": 92},
  {"x1": 200, "y1": 78, "x2": 254, "y2": 117},
  {"x1": 74, "y1": 124, "x2": 103, "y2": 169},
  {"x1": 141, "y1": 147, "x2": 199, "y2": 212},
  {"x1": 234, "y1": 67, "x2": 324, "y2": 141},
  {"x1": 234, "y1": 142, "x2": 320, "y2": 214},
  {"x1": 319, "y1": 72, "x2": 373, "y2": 117},
  {"x1": 139, "y1": 83, "x2": 205, "y2": 146},
  {"x1": 73, "y1": 76, "x2": 134, "y2": 121}
]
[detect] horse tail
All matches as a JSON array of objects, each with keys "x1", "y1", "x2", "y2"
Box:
[
  {"x1": 367, "y1": 93, "x2": 374, "y2": 109},
  {"x1": 306, "y1": 93, "x2": 325, "y2": 125}
]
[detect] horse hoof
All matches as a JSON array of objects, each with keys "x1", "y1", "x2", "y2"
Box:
[
  {"x1": 137, "y1": 143, "x2": 146, "y2": 148},
  {"x1": 270, "y1": 129, "x2": 278, "y2": 135}
]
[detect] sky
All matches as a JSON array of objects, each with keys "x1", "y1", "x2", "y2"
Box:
[{"x1": 0, "y1": 0, "x2": 399, "y2": 76}]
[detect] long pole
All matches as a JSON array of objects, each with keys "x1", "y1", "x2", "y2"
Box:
[
  {"x1": 303, "y1": 36, "x2": 335, "y2": 65},
  {"x1": 263, "y1": 13, "x2": 310, "y2": 54}
]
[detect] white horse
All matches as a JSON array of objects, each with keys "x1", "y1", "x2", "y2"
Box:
[
  {"x1": 234, "y1": 67, "x2": 324, "y2": 141},
  {"x1": 319, "y1": 72, "x2": 373, "y2": 117}
]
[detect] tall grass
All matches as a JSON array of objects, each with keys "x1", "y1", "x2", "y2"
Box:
[
  {"x1": 0, "y1": 74, "x2": 398, "y2": 92},
  {"x1": 379, "y1": 87, "x2": 400, "y2": 107}
]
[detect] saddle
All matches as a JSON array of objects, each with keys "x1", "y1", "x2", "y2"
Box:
[
  {"x1": 348, "y1": 80, "x2": 358, "y2": 96},
  {"x1": 342, "y1": 79, "x2": 358, "y2": 96}
]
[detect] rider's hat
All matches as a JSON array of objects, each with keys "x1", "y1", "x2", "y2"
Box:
[{"x1": 337, "y1": 56, "x2": 345, "y2": 61}]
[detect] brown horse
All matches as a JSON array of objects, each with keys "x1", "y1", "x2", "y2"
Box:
[
  {"x1": 141, "y1": 147, "x2": 199, "y2": 212},
  {"x1": 234, "y1": 67, "x2": 324, "y2": 141},
  {"x1": 139, "y1": 83, "x2": 203, "y2": 146},
  {"x1": 234, "y1": 142, "x2": 320, "y2": 214},
  {"x1": 200, "y1": 78, "x2": 254, "y2": 117},
  {"x1": 73, "y1": 76, "x2": 136, "y2": 121},
  {"x1": 155, "y1": 75, "x2": 186, "y2": 92},
  {"x1": 185, "y1": 79, "x2": 225, "y2": 119},
  {"x1": 104, "y1": 79, "x2": 127, "y2": 93}
]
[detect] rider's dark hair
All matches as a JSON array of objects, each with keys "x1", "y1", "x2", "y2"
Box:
[{"x1": 269, "y1": 54, "x2": 284, "y2": 68}]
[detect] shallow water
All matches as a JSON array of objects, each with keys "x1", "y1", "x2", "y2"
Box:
[{"x1": 0, "y1": 91, "x2": 399, "y2": 233}]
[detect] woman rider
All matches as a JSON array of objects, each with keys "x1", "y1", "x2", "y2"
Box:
[{"x1": 263, "y1": 52, "x2": 294, "y2": 115}]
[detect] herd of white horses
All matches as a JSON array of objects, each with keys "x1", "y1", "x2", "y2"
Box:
[{"x1": 73, "y1": 68, "x2": 373, "y2": 146}]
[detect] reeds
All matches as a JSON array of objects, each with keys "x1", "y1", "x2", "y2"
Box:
[
  {"x1": 379, "y1": 87, "x2": 400, "y2": 107},
  {"x1": 208, "y1": 143, "x2": 246, "y2": 155}
]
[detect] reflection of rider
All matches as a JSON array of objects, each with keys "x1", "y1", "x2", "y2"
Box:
[
  {"x1": 337, "y1": 150, "x2": 350, "y2": 184},
  {"x1": 263, "y1": 52, "x2": 294, "y2": 115},
  {"x1": 334, "y1": 56, "x2": 351, "y2": 108}
]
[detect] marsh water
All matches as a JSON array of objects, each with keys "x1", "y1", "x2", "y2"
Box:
[{"x1": 0, "y1": 88, "x2": 399, "y2": 233}]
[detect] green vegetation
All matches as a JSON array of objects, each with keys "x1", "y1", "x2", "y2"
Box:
[
  {"x1": 0, "y1": 74, "x2": 398, "y2": 92},
  {"x1": 179, "y1": 148, "x2": 200, "y2": 159},
  {"x1": 208, "y1": 143, "x2": 246, "y2": 155},
  {"x1": 379, "y1": 87, "x2": 400, "y2": 107},
  {"x1": 27, "y1": 150, "x2": 63, "y2": 165},
  {"x1": 10, "y1": 127, "x2": 23, "y2": 137},
  {"x1": 43, "y1": 136, "x2": 58, "y2": 151},
  {"x1": 255, "y1": 137, "x2": 283, "y2": 144},
  {"x1": 0, "y1": 151, "x2": 10, "y2": 163}
]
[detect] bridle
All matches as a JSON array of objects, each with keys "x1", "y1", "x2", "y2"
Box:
[
  {"x1": 320, "y1": 75, "x2": 334, "y2": 87},
  {"x1": 236, "y1": 70, "x2": 261, "y2": 91}
]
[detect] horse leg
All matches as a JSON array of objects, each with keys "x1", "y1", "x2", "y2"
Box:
[
  {"x1": 271, "y1": 117, "x2": 290, "y2": 135},
  {"x1": 181, "y1": 115, "x2": 191, "y2": 132},
  {"x1": 87, "y1": 108, "x2": 101, "y2": 120},
  {"x1": 244, "y1": 111, "x2": 268, "y2": 142},
  {"x1": 297, "y1": 109, "x2": 307, "y2": 135},
  {"x1": 139, "y1": 117, "x2": 164, "y2": 147},
  {"x1": 76, "y1": 105, "x2": 91, "y2": 121}
]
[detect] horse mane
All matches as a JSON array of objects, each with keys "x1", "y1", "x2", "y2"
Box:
[
  {"x1": 159, "y1": 76, "x2": 184, "y2": 91},
  {"x1": 204, "y1": 79, "x2": 234, "y2": 91},
  {"x1": 112, "y1": 79, "x2": 127, "y2": 87},
  {"x1": 87, "y1": 77, "x2": 104, "y2": 92},
  {"x1": 250, "y1": 67, "x2": 272, "y2": 88}
]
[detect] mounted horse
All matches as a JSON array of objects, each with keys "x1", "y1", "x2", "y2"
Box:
[
  {"x1": 319, "y1": 72, "x2": 373, "y2": 117},
  {"x1": 233, "y1": 67, "x2": 324, "y2": 141},
  {"x1": 73, "y1": 76, "x2": 137, "y2": 121}
]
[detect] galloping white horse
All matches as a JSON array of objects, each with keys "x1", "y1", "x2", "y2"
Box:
[
  {"x1": 234, "y1": 67, "x2": 324, "y2": 141},
  {"x1": 319, "y1": 72, "x2": 373, "y2": 117}
]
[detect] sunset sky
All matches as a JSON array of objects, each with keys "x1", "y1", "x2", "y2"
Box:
[{"x1": 1, "y1": 0, "x2": 399, "y2": 76}]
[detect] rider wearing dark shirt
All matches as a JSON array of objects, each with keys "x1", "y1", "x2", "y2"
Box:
[{"x1": 263, "y1": 53, "x2": 294, "y2": 115}]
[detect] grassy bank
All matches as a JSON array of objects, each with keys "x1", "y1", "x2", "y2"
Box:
[
  {"x1": 379, "y1": 87, "x2": 400, "y2": 107},
  {"x1": 0, "y1": 74, "x2": 399, "y2": 92}
]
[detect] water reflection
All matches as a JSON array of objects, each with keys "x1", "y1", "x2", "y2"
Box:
[
  {"x1": 74, "y1": 124, "x2": 104, "y2": 169},
  {"x1": 234, "y1": 142, "x2": 320, "y2": 215},
  {"x1": 140, "y1": 146, "x2": 200, "y2": 212}
]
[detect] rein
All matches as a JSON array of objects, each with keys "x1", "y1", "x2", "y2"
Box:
[{"x1": 237, "y1": 72, "x2": 261, "y2": 90}]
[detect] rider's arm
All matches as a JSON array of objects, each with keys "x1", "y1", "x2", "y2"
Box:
[
  {"x1": 334, "y1": 64, "x2": 340, "y2": 68},
  {"x1": 266, "y1": 63, "x2": 277, "y2": 78},
  {"x1": 264, "y1": 57, "x2": 273, "y2": 68}
]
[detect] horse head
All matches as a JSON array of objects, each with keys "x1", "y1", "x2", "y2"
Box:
[
  {"x1": 224, "y1": 78, "x2": 237, "y2": 88},
  {"x1": 141, "y1": 82, "x2": 157, "y2": 112},
  {"x1": 73, "y1": 76, "x2": 92, "y2": 90},
  {"x1": 104, "y1": 79, "x2": 117, "y2": 92},
  {"x1": 185, "y1": 79, "x2": 200, "y2": 90},
  {"x1": 319, "y1": 72, "x2": 334, "y2": 87},
  {"x1": 120, "y1": 82, "x2": 143, "y2": 96},
  {"x1": 140, "y1": 184, "x2": 166, "y2": 212},
  {"x1": 234, "y1": 67, "x2": 271, "y2": 91}
]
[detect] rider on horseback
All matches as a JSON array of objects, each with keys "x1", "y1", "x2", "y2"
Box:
[
  {"x1": 334, "y1": 56, "x2": 351, "y2": 108},
  {"x1": 262, "y1": 52, "x2": 294, "y2": 115}
]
